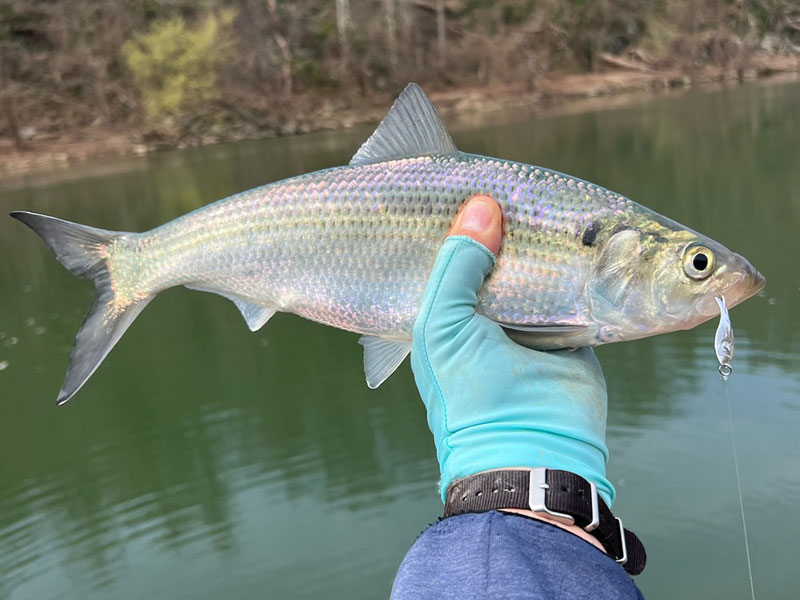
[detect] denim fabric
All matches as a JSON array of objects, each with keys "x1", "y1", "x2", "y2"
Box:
[{"x1": 391, "y1": 511, "x2": 644, "y2": 600}]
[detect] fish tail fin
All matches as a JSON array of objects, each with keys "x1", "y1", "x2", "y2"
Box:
[{"x1": 10, "y1": 211, "x2": 152, "y2": 405}]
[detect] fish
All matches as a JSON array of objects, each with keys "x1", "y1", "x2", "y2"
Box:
[
  {"x1": 11, "y1": 83, "x2": 765, "y2": 405},
  {"x1": 715, "y1": 295, "x2": 734, "y2": 377}
]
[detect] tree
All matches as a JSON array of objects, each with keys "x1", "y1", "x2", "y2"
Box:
[{"x1": 122, "y1": 11, "x2": 235, "y2": 126}]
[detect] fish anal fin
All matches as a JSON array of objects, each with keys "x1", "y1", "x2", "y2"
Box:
[
  {"x1": 233, "y1": 299, "x2": 276, "y2": 332},
  {"x1": 185, "y1": 284, "x2": 276, "y2": 332},
  {"x1": 349, "y1": 83, "x2": 457, "y2": 167},
  {"x1": 358, "y1": 336, "x2": 412, "y2": 389}
]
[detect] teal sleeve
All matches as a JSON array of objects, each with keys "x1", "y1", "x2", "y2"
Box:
[{"x1": 411, "y1": 235, "x2": 615, "y2": 505}]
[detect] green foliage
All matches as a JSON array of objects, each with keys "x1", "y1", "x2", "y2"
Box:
[
  {"x1": 295, "y1": 58, "x2": 329, "y2": 87},
  {"x1": 641, "y1": 11, "x2": 680, "y2": 55},
  {"x1": 122, "y1": 10, "x2": 235, "y2": 124}
]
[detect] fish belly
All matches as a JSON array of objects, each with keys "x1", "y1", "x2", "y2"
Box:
[{"x1": 123, "y1": 153, "x2": 626, "y2": 339}]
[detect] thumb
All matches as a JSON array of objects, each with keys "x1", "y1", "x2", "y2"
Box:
[
  {"x1": 448, "y1": 195, "x2": 503, "y2": 255},
  {"x1": 412, "y1": 196, "x2": 503, "y2": 352}
]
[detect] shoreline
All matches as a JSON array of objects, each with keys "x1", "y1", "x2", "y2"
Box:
[{"x1": 2, "y1": 59, "x2": 798, "y2": 182}]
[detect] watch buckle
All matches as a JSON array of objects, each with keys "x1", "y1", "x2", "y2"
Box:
[
  {"x1": 527, "y1": 468, "x2": 575, "y2": 526},
  {"x1": 528, "y1": 469, "x2": 600, "y2": 532},
  {"x1": 585, "y1": 481, "x2": 600, "y2": 532},
  {"x1": 614, "y1": 517, "x2": 628, "y2": 565}
]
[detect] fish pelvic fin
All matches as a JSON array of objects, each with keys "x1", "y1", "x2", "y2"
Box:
[{"x1": 10, "y1": 211, "x2": 151, "y2": 405}]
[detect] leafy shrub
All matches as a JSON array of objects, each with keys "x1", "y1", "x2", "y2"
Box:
[{"x1": 122, "y1": 10, "x2": 235, "y2": 124}]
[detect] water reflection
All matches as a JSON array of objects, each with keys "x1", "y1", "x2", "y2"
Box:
[{"x1": 1, "y1": 79, "x2": 799, "y2": 599}]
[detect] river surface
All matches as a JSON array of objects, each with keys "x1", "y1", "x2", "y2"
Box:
[{"x1": 1, "y1": 80, "x2": 799, "y2": 599}]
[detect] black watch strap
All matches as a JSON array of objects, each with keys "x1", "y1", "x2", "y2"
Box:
[{"x1": 444, "y1": 468, "x2": 647, "y2": 576}]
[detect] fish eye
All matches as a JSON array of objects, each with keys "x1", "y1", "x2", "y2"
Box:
[{"x1": 683, "y1": 245, "x2": 715, "y2": 280}]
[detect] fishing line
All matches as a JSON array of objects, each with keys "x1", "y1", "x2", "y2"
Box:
[{"x1": 721, "y1": 375, "x2": 756, "y2": 600}]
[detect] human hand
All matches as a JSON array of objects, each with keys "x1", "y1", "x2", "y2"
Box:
[{"x1": 411, "y1": 196, "x2": 614, "y2": 506}]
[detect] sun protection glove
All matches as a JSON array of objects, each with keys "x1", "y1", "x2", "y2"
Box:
[{"x1": 411, "y1": 235, "x2": 615, "y2": 505}]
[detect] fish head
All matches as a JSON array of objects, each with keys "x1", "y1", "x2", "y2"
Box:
[{"x1": 587, "y1": 221, "x2": 765, "y2": 342}]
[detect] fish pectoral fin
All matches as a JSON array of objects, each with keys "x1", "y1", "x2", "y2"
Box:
[
  {"x1": 349, "y1": 83, "x2": 457, "y2": 167},
  {"x1": 497, "y1": 322, "x2": 587, "y2": 334},
  {"x1": 184, "y1": 284, "x2": 277, "y2": 332},
  {"x1": 500, "y1": 323, "x2": 590, "y2": 350},
  {"x1": 358, "y1": 336, "x2": 412, "y2": 389}
]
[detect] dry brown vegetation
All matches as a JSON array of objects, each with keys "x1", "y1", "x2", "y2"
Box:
[{"x1": 1, "y1": 0, "x2": 799, "y2": 169}]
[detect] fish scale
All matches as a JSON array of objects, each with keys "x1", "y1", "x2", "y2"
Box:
[{"x1": 10, "y1": 83, "x2": 764, "y2": 403}]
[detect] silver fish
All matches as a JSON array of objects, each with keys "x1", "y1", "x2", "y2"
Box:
[
  {"x1": 11, "y1": 84, "x2": 765, "y2": 404},
  {"x1": 715, "y1": 295, "x2": 734, "y2": 377}
]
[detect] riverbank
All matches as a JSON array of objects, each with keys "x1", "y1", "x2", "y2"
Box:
[{"x1": 2, "y1": 52, "x2": 798, "y2": 180}]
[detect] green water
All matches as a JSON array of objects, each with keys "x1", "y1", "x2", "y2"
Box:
[{"x1": 1, "y1": 80, "x2": 799, "y2": 599}]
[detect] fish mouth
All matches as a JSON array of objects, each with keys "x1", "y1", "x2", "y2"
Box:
[
  {"x1": 695, "y1": 264, "x2": 765, "y2": 317},
  {"x1": 750, "y1": 268, "x2": 766, "y2": 295}
]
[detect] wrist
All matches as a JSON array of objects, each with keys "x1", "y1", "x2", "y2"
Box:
[{"x1": 437, "y1": 429, "x2": 614, "y2": 506}]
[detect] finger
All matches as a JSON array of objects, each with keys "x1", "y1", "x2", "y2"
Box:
[{"x1": 447, "y1": 195, "x2": 503, "y2": 256}]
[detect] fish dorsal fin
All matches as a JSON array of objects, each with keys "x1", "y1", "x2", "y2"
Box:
[
  {"x1": 358, "y1": 335, "x2": 412, "y2": 389},
  {"x1": 349, "y1": 83, "x2": 457, "y2": 167}
]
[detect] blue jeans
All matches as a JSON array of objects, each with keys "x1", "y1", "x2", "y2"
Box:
[{"x1": 391, "y1": 511, "x2": 644, "y2": 600}]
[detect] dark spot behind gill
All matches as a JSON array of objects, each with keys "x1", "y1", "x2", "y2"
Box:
[{"x1": 581, "y1": 221, "x2": 601, "y2": 247}]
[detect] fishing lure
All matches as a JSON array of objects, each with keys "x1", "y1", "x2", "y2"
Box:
[{"x1": 715, "y1": 295, "x2": 733, "y2": 377}]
